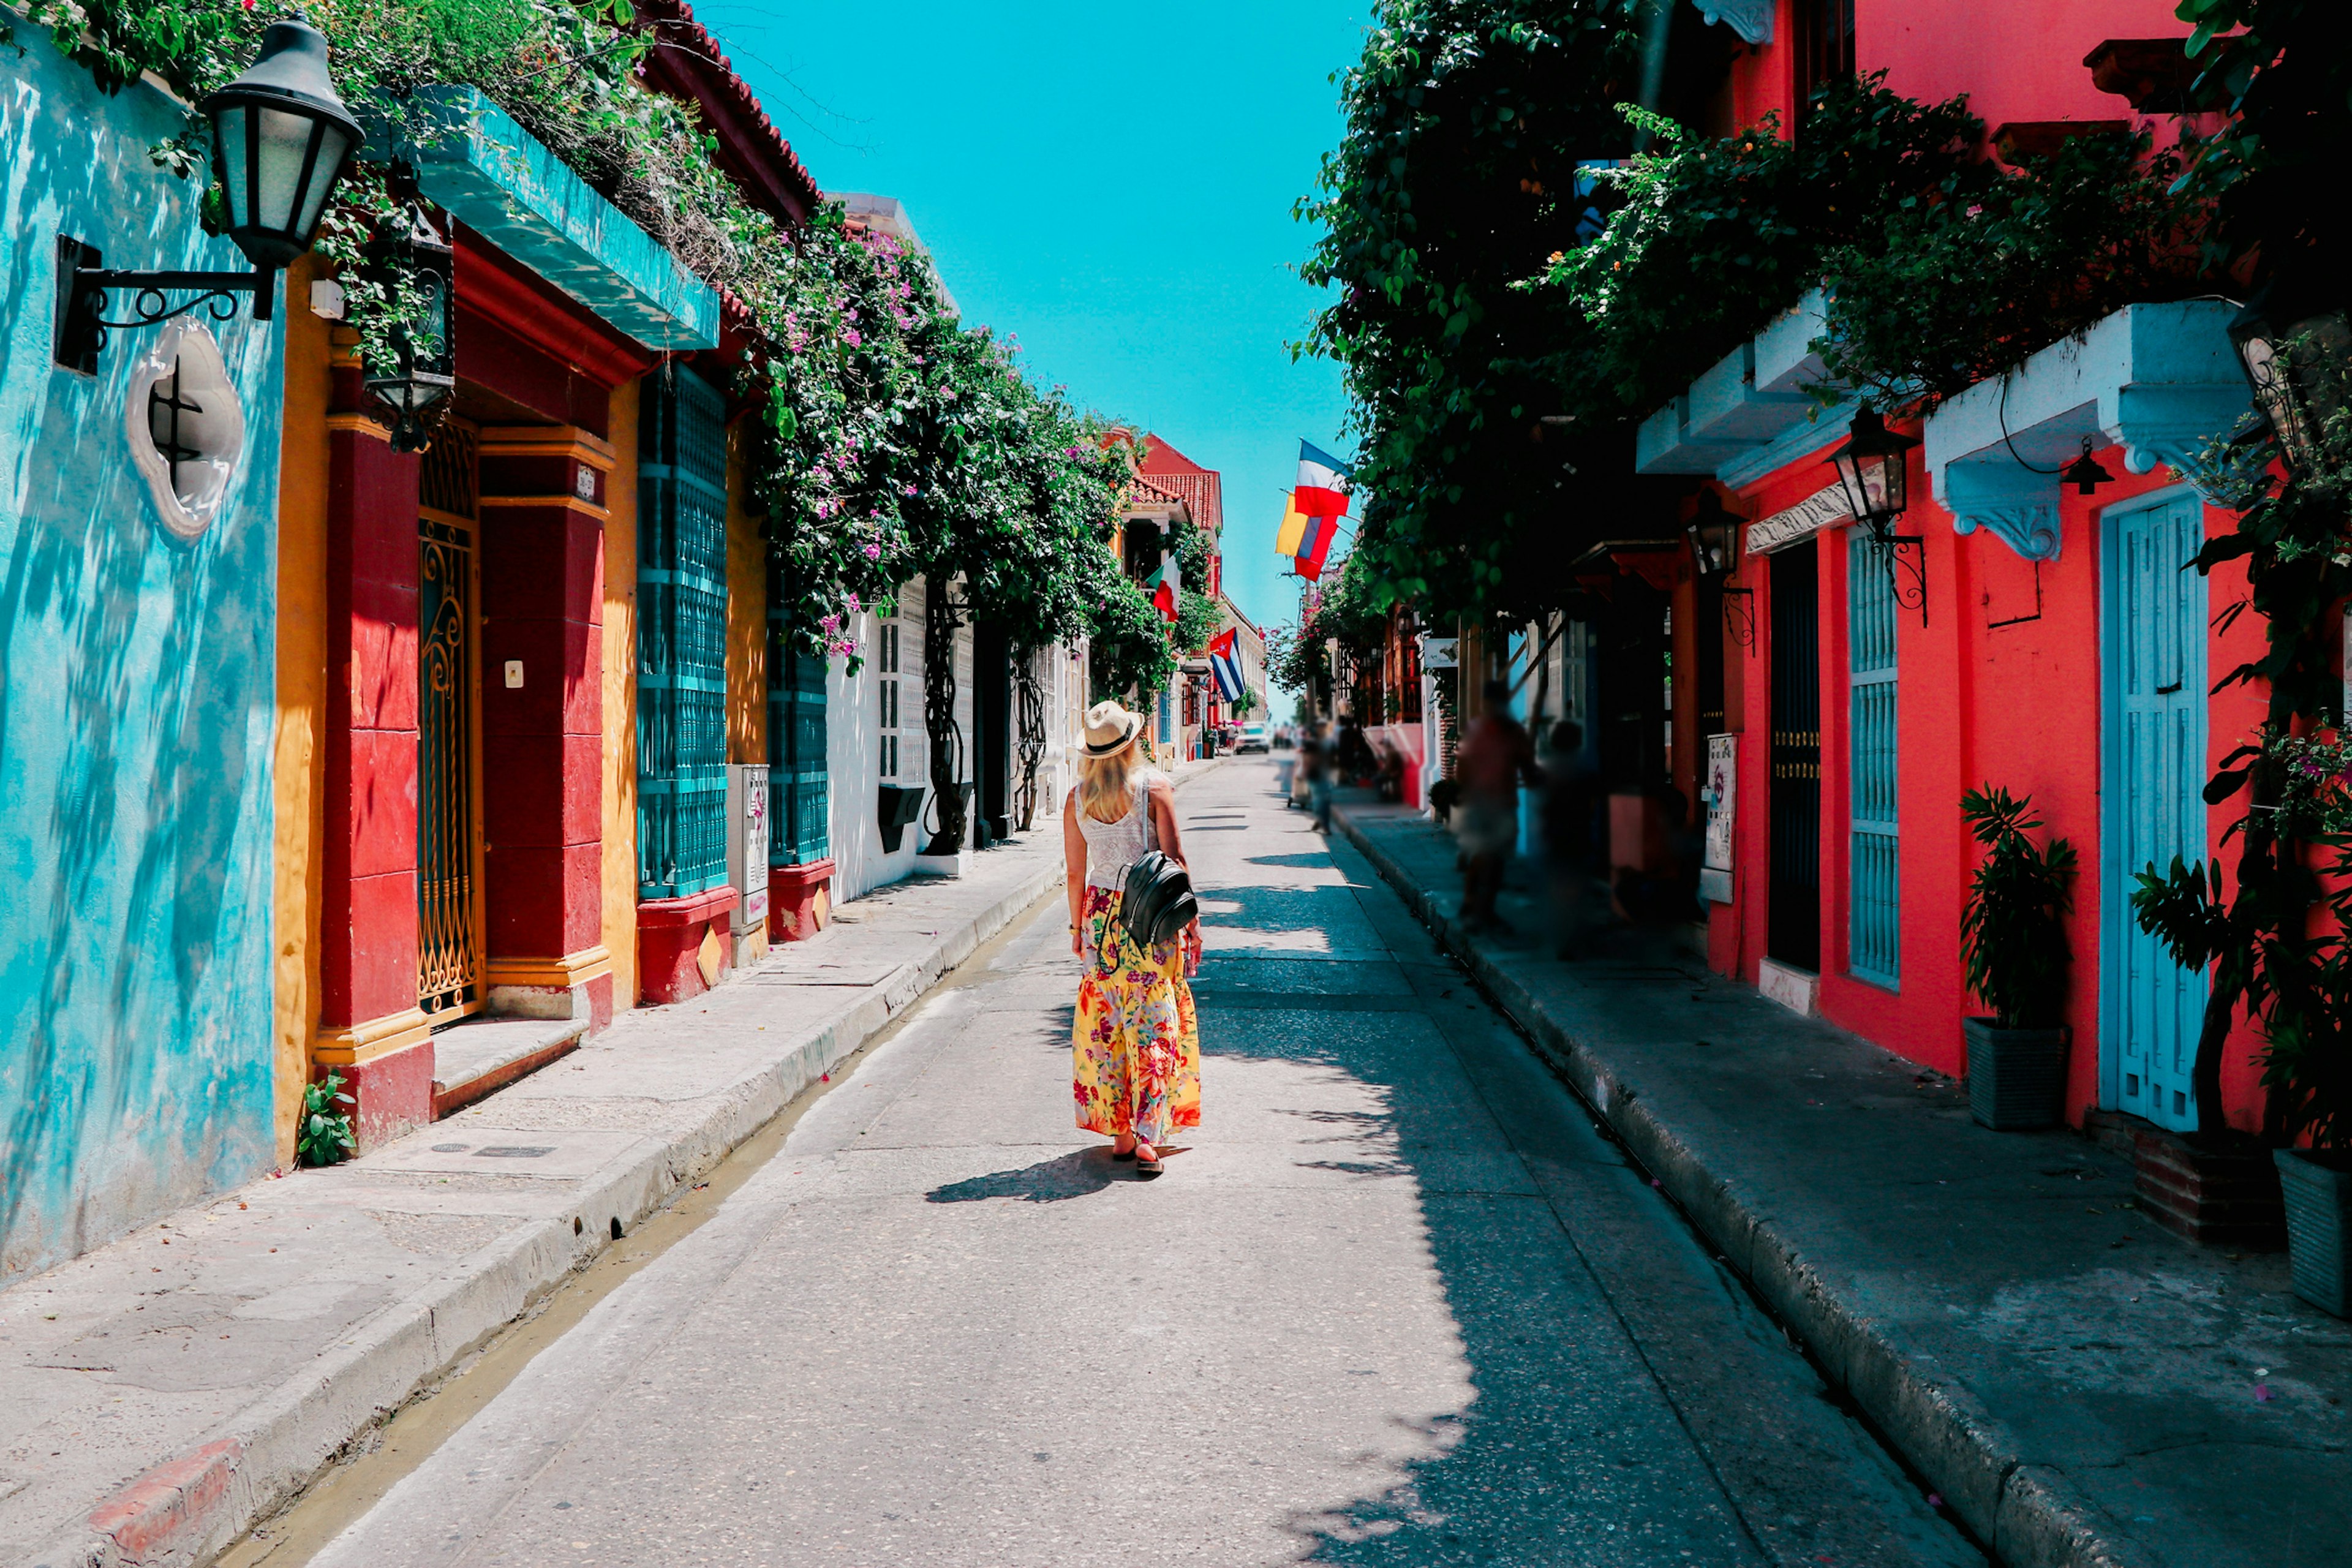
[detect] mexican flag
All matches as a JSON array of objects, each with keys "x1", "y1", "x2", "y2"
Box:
[{"x1": 1146, "y1": 551, "x2": 1181, "y2": 622}]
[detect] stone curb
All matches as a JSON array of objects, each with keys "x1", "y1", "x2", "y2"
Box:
[
  {"x1": 25, "y1": 766, "x2": 1210, "y2": 1568},
  {"x1": 1330, "y1": 803, "x2": 2150, "y2": 1568}
]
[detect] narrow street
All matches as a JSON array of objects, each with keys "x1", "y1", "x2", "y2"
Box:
[{"x1": 291, "y1": 760, "x2": 1978, "y2": 1568}]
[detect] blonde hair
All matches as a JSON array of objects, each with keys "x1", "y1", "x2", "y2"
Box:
[{"x1": 1078, "y1": 744, "x2": 1139, "y2": 823}]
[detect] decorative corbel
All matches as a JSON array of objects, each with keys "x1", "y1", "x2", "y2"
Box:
[{"x1": 1943, "y1": 461, "x2": 2062, "y2": 562}]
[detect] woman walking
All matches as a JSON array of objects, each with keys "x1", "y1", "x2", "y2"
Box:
[{"x1": 1063, "y1": 701, "x2": 1201, "y2": 1178}]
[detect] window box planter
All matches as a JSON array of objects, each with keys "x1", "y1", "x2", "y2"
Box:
[
  {"x1": 1963, "y1": 1018, "x2": 2068, "y2": 1131},
  {"x1": 2274, "y1": 1148, "x2": 2352, "y2": 1318}
]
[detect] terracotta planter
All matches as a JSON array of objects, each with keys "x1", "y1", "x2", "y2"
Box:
[
  {"x1": 1963, "y1": 1017, "x2": 2068, "y2": 1131},
  {"x1": 2275, "y1": 1148, "x2": 2352, "y2": 1317}
]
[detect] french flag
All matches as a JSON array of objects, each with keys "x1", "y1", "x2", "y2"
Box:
[{"x1": 1294, "y1": 440, "x2": 1352, "y2": 517}]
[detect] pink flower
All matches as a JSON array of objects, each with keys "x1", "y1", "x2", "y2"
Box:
[
  {"x1": 845, "y1": 592, "x2": 862, "y2": 612},
  {"x1": 862, "y1": 542, "x2": 881, "y2": 560},
  {"x1": 845, "y1": 330, "x2": 863, "y2": 347},
  {"x1": 819, "y1": 612, "x2": 841, "y2": 633}
]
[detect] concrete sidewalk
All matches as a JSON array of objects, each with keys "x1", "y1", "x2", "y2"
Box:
[
  {"x1": 2, "y1": 762, "x2": 1216, "y2": 1568},
  {"x1": 1330, "y1": 795, "x2": 2349, "y2": 1568}
]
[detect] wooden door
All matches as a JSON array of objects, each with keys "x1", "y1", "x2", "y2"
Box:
[{"x1": 2102, "y1": 488, "x2": 2208, "y2": 1131}]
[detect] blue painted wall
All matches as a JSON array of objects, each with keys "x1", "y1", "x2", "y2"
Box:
[{"x1": 1, "y1": 34, "x2": 284, "y2": 1282}]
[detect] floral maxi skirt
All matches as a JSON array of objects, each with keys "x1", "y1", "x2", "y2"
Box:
[{"x1": 1073, "y1": 883, "x2": 1201, "y2": 1143}]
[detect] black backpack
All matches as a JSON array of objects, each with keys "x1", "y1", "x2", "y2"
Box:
[{"x1": 1120, "y1": 851, "x2": 1199, "y2": 948}]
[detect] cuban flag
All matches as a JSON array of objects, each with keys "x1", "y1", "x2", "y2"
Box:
[
  {"x1": 1208, "y1": 628, "x2": 1246, "y2": 703},
  {"x1": 1294, "y1": 440, "x2": 1352, "y2": 517}
]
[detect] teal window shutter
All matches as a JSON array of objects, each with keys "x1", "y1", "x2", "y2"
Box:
[
  {"x1": 637, "y1": 367, "x2": 732, "y2": 900},
  {"x1": 1847, "y1": 530, "x2": 1899, "y2": 988},
  {"x1": 767, "y1": 641, "x2": 831, "y2": 866}
]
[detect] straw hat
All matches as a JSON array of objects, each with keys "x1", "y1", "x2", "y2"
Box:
[{"x1": 1082, "y1": 700, "x2": 1144, "y2": 757}]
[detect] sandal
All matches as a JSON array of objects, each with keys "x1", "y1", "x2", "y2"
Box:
[
  {"x1": 1111, "y1": 1147, "x2": 1136, "y2": 1162},
  {"x1": 1133, "y1": 1142, "x2": 1164, "y2": 1179}
]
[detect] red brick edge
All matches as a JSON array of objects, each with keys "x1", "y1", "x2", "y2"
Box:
[{"x1": 86, "y1": 1438, "x2": 242, "y2": 1561}]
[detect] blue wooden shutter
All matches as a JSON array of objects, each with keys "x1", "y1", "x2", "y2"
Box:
[
  {"x1": 1848, "y1": 531, "x2": 1900, "y2": 988},
  {"x1": 637, "y1": 368, "x2": 731, "y2": 900}
]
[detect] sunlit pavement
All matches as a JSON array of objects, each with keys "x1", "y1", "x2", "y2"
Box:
[{"x1": 304, "y1": 759, "x2": 1978, "y2": 1568}]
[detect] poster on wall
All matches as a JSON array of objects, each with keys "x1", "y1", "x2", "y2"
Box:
[{"x1": 1702, "y1": 734, "x2": 1737, "y2": 905}]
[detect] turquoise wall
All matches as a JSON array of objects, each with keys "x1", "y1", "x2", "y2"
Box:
[{"x1": 1, "y1": 34, "x2": 284, "y2": 1281}]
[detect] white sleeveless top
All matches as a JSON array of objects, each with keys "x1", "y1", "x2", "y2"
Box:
[{"x1": 1077, "y1": 772, "x2": 1162, "y2": 890}]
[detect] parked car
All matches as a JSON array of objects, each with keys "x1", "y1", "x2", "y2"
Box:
[{"x1": 1237, "y1": 723, "x2": 1271, "y2": 753}]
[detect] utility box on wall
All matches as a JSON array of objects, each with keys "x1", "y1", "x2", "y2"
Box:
[
  {"x1": 1700, "y1": 733, "x2": 1736, "y2": 906},
  {"x1": 728, "y1": 763, "x2": 770, "y2": 963}
]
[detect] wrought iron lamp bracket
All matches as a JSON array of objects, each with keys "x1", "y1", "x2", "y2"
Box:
[
  {"x1": 54, "y1": 238, "x2": 272, "y2": 376},
  {"x1": 1882, "y1": 533, "x2": 1928, "y2": 627},
  {"x1": 1721, "y1": 585, "x2": 1757, "y2": 651}
]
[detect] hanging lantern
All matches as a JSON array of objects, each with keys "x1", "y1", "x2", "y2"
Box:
[
  {"x1": 363, "y1": 177, "x2": 456, "y2": 454},
  {"x1": 1826, "y1": 406, "x2": 1921, "y2": 538},
  {"x1": 201, "y1": 15, "x2": 365, "y2": 274},
  {"x1": 2228, "y1": 275, "x2": 2351, "y2": 477},
  {"x1": 2060, "y1": 437, "x2": 2114, "y2": 497}
]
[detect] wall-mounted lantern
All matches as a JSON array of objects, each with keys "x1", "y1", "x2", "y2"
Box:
[
  {"x1": 2228, "y1": 274, "x2": 2351, "y2": 478},
  {"x1": 1826, "y1": 407, "x2": 1929, "y2": 627},
  {"x1": 1826, "y1": 407, "x2": 1920, "y2": 540},
  {"x1": 1687, "y1": 490, "x2": 1757, "y2": 650},
  {"x1": 363, "y1": 168, "x2": 457, "y2": 453},
  {"x1": 1685, "y1": 489, "x2": 1741, "y2": 580},
  {"x1": 54, "y1": 15, "x2": 361, "y2": 373}
]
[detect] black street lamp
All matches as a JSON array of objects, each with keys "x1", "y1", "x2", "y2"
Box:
[
  {"x1": 1826, "y1": 406, "x2": 1921, "y2": 541},
  {"x1": 55, "y1": 14, "x2": 361, "y2": 373},
  {"x1": 2228, "y1": 274, "x2": 2352, "y2": 477},
  {"x1": 363, "y1": 172, "x2": 457, "y2": 453}
]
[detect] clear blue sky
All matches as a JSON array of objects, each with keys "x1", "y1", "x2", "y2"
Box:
[{"x1": 693, "y1": 0, "x2": 1370, "y2": 717}]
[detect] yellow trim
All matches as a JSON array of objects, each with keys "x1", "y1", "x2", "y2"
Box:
[
  {"x1": 726, "y1": 417, "x2": 767, "y2": 763},
  {"x1": 273, "y1": 255, "x2": 335, "y2": 1164},
  {"x1": 476, "y1": 494, "x2": 611, "y2": 523},
  {"x1": 326, "y1": 411, "x2": 392, "y2": 442},
  {"x1": 601, "y1": 378, "x2": 643, "y2": 1016},
  {"x1": 478, "y1": 424, "x2": 619, "y2": 471},
  {"x1": 314, "y1": 1008, "x2": 434, "y2": 1068},
  {"x1": 485, "y1": 945, "x2": 614, "y2": 990}
]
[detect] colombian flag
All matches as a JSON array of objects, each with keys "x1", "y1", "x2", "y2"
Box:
[
  {"x1": 1273, "y1": 497, "x2": 1310, "y2": 557},
  {"x1": 1294, "y1": 511, "x2": 1339, "y2": 582},
  {"x1": 1295, "y1": 440, "x2": 1352, "y2": 516}
]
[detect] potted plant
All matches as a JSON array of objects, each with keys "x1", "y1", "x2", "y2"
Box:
[
  {"x1": 1959, "y1": 786, "x2": 2078, "y2": 1130},
  {"x1": 2261, "y1": 731, "x2": 2352, "y2": 1316}
]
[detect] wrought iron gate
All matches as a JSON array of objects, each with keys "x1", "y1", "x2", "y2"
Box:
[
  {"x1": 417, "y1": 424, "x2": 482, "y2": 1017},
  {"x1": 1768, "y1": 538, "x2": 1822, "y2": 971}
]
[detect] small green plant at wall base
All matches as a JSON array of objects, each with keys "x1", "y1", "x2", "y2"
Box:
[
  {"x1": 299, "y1": 1072, "x2": 358, "y2": 1168},
  {"x1": 1959, "y1": 787, "x2": 2078, "y2": 1030}
]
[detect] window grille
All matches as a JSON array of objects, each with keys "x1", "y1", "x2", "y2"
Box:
[
  {"x1": 1848, "y1": 529, "x2": 1900, "y2": 988},
  {"x1": 637, "y1": 368, "x2": 732, "y2": 900}
]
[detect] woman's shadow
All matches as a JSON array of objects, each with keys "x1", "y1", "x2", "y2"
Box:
[{"x1": 924, "y1": 1148, "x2": 1125, "y2": 1204}]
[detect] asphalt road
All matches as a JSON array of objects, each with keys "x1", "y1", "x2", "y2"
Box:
[{"x1": 299, "y1": 759, "x2": 1985, "y2": 1567}]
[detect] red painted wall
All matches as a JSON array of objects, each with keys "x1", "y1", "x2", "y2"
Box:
[
  {"x1": 1861, "y1": 0, "x2": 2185, "y2": 134},
  {"x1": 1708, "y1": 435, "x2": 2273, "y2": 1132}
]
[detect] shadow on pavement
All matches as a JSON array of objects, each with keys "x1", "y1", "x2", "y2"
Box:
[{"x1": 922, "y1": 1148, "x2": 1121, "y2": 1205}]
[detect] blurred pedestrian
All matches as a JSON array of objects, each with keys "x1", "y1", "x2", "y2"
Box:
[
  {"x1": 1062, "y1": 701, "x2": 1202, "y2": 1178},
  {"x1": 1453, "y1": 679, "x2": 1536, "y2": 931},
  {"x1": 1540, "y1": 718, "x2": 1604, "y2": 959},
  {"x1": 1301, "y1": 720, "x2": 1335, "y2": 832}
]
